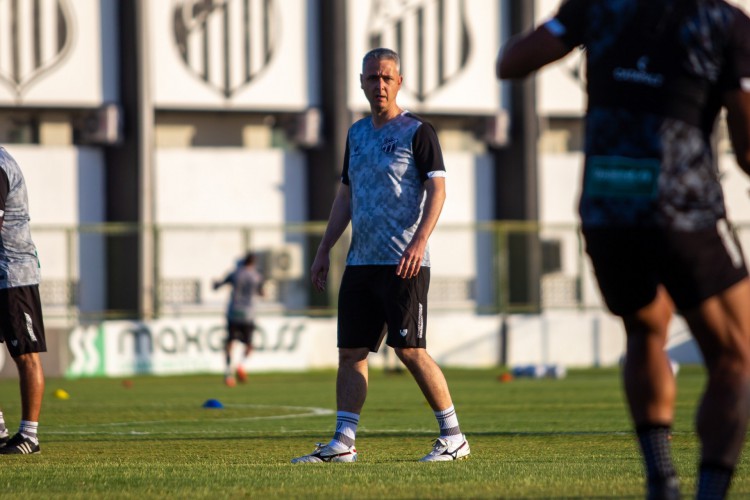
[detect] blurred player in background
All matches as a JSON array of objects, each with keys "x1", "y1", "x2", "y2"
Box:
[
  {"x1": 213, "y1": 252, "x2": 264, "y2": 386},
  {"x1": 291, "y1": 48, "x2": 469, "y2": 464},
  {"x1": 0, "y1": 147, "x2": 46, "y2": 455},
  {"x1": 497, "y1": 1, "x2": 750, "y2": 498}
]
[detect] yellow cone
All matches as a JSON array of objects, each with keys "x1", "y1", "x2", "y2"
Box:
[{"x1": 53, "y1": 389, "x2": 70, "y2": 400}]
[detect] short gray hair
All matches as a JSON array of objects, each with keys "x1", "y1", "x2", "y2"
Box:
[{"x1": 362, "y1": 48, "x2": 401, "y2": 73}]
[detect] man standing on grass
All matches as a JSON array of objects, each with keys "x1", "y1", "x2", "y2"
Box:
[
  {"x1": 291, "y1": 47, "x2": 469, "y2": 463},
  {"x1": 213, "y1": 252, "x2": 264, "y2": 386},
  {"x1": 497, "y1": 1, "x2": 750, "y2": 498},
  {"x1": 0, "y1": 147, "x2": 47, "y2": 455}
]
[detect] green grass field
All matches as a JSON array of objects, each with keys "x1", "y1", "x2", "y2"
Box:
[{"x1": 0, "y1": 365, "x2": 746, "y2": 499}]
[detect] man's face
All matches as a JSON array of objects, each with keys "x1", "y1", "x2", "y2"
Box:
[{"x1": 360, "y1": 57, "x2": 402, "y2": 113}]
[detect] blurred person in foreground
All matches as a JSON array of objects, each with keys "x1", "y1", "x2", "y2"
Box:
[
  {"x1": 0, "y1": 147, "x2": 47, "y2": 455},
  {"x1": 213, "y1": 252, "x2": 264, "y2": 386},
  {"x1": 497, "y1": 1, "x2": 750, "y2": 498},
  {"x1": 291, "y1": 48, "x2": 469, "y2": 463}
]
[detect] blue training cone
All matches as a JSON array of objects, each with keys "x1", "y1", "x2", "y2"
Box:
[{"x1": 202, "y1": 398, "x2": 224, "y2": 409}]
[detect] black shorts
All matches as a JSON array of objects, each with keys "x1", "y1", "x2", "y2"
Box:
[
  {"x1": 338, "y1": 265, "x2": 429, "y2": 352},
  {"x1": 0, "y1": 285, "x2": 47, "y2": 357},
  {"x1": 227, "y1": 321, "x2": 255, "y2": 345},
  {"x1": 583, "y1": 222, "x2": 748, "y2": 316}
]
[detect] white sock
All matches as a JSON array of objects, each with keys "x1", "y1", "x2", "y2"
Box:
[
  {"x1": 331, "y1": 411, "x2": 359, "y2": 448},
  {"x1": 0, "y1": 411, "x2": 7, "y2": 437},
  {"x1": 19, "y1": 420, "x2": 38, "y2": 443},
  {"x1": 434, "y1": 406, "x2": 463, "y2": 442}
]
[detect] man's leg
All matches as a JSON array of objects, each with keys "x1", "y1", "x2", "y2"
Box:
[
  {"x1": 0, "y1": 352, "x2": 44, "y2": 454},
  {"x1": 621, "y1": 286, "x2": 676, "y2": 425},
  {"x1": 395, "y1": 347, "x2": 452, "y2": 410},
  {"x1": 236, "y1": 341, "x2": 252, "y2": 383},
  {"x1": 14, "y1": 352, "x2": 44, "y2": 423},
  {"x1": 683, "y1": 279, "x2": 750, "y2": 499},
  {"x1": 395, "y1": 347, "x2": 469, "y2": 461},
  {"x1": 620, "y1": 286, "x2": 679, "y2": 498},
  {"x1": 291, "y1": 347, "x2": 368, "y2": 463},
  {"x1": 224, "y1": 336, "x2": 236, "y2": 386},
  {"x1": 336, "y1": 347, "x2": 370, "y2": 413}
]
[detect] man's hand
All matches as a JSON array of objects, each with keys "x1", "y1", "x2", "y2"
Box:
[
  {"x1": 396, "y1": 238, "x2": 427, "y2": 279},
  {"x1": 310, "y1": 249, "x2": 331, "y2": 291}
]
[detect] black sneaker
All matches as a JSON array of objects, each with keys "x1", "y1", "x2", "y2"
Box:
[
  {"x1": 0, "y1": 432, "x2": 8, "y2": 447},
  {"x1": 0, "y1": 433, "x2": 40, "y2": 455}
]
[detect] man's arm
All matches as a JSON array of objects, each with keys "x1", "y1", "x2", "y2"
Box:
[
  {"x1": 212, "y1": 272, "x2": 232, "y2": 290},
  {"x1": 496, "y1": 26, "x2": 573, "y2": 80},
  {"x1": 396, "y1": 176, "x2": 445, "y2": 279},
  {"x1": 310, "y1": 183, "x2": 352, "y2": 291},
  {"x1": 725, "y1": 90, "x2": 750, "y2": 177}
]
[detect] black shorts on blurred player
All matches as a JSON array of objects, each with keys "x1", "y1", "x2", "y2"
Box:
[
  {"x1": 583, "y1": 221, "x2": 748, "y2": 316},
  {"x1": 227, "y1": 321, "x2": 255, "y2": 345}
]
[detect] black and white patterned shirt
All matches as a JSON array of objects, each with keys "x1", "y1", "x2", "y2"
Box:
[
  {"x1": 547, "y1": 0, "x2": 750, "y2": 229},
  {"x1": 342, "y1": 111, "x2": 446, "y2": 266},
  {"x1": 0, "y1": 148, "x2": 41, "y2": 288}
]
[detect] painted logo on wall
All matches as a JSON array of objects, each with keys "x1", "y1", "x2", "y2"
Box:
[
  {"x1": 366, "y1": 0, "x2": 471, "y2": 102},
  {"x1": 0, "y1": 0, "x2": 74, "y2": 102},
  {"x1": 172, "y1": 0, "x2": 279, "y2": 98}
]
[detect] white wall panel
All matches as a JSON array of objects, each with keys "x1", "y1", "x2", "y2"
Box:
[{"x1": 154, "y1": 148, "x2": 307, "y2": 224}]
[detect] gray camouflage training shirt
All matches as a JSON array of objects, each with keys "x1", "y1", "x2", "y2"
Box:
[
  {"x1": 0, "y1": 148, "x2": 41, "y2": 288},
  {"x1": 342, "y1": 111, "x2": 446, "y2": 266}
]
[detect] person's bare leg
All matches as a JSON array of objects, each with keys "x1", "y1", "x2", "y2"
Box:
[
  {"x1": 394, "y1": 348, "x2": 452, "y2": 410},
  {"x1": 325, "y1": 348, "x2": 369, "y2": 452},
  {"x1": 395, "y1": 347, "x2": 469, "y2": 461},
  {"x1": 683, "y1": 278, "x2": 750, "y2": 499},
  {"x1": 620, "y1": 286, "x2": 678, "y2": 498},
  {"x1": 14, "y1": 353, "x2": 44, "y2": 422},
  {"x1": 336, "y1": 348, "x2": 370, "y2": 413},
  {"x1": 290, "y1": 347, "x2": 368, "y2": 463},
  {"x1": 622, "y1": 286, "x2": 676, "y2": 426}
]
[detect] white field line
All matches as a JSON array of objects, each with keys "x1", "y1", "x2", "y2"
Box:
[{"x1": 44, "y1": 404, "x2": 335, "y2": 434}]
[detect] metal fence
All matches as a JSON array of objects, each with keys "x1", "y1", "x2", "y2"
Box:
[{"x1": 31, "y1": 221, "x2": 750, "y2": 325}]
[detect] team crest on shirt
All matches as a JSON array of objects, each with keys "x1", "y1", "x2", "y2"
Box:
[{"x1": 381, "y1": 136, "x2": 398, "y2": 153}]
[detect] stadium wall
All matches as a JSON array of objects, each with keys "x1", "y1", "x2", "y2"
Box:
[{"x1": 3, "y1": 310, "x2": 700, "y2": 379}]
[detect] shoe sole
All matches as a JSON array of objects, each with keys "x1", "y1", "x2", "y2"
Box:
[
  {"x1": 420, "y1": 454, "x2": 470, "y2": 462},
  {"x1": 0, "y1": 448, "x2": 40, "y2": 455},
  {"x1": 291, "y1": 451, "x2": 357, "y2": 464}
]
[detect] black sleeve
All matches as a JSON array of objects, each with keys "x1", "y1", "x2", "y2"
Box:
[
  {"x1": 341, "y1": 135, "x2": 351, "y2": 185},
  {"x1": 412, "y1": 122, "x2": 445, "y2": 183},
  {"x1": 719, "y1": 6, "x2": 750, "y2": 92},
  {"x1": 549, "y1": 0, "x2": 589, "y2": 49},
  {"x1": 0, "y1": 169, "x2": 8, "y2": 231}
]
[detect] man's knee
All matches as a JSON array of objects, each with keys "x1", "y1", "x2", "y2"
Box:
[
  {"x1": 710, "y1": 349, "x2": 750, "y2": 386},
  {"x1": 12, "y1": 352, "x2": 40, "y2": 367},
  {"x1": 394, "y1": 347, "x2": 427, "y2": 366},
  {"x1": 338, "y1": 347, "x2": 369, "y2": 366},
  {"x1": 12, "y1": 353, "x2": 43, "y2": 378}
]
